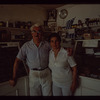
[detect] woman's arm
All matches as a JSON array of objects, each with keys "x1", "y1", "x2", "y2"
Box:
[{"x1": 70, "y1": 66, "x2": 77, "y2": 94}]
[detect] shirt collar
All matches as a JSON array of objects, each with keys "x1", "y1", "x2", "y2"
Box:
[
  {"x1": 30, "y1": 39, "x2": 45, "y2": 46},
  {"x1": 51, "y1": 47, "x2": 63, "y2": 53}
]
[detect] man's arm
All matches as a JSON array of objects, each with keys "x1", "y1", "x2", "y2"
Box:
[
  {"x1": 9, "y1": 57, "x2": 22, "y2": 86},
  {"x1": 64, "y1": 47, "x2": 73, "y2": 56}
]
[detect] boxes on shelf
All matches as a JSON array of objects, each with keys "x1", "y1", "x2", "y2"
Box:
[{"x1": 83, "y1": 33, "x2": 92, "y2": 39}]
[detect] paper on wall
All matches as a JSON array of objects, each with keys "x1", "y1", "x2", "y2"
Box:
[
  {"x1": 82, "y1": 40, "x2": 98, "y2": 47},
  {"x1": 85, "y1": 48, "x2": 94, "y2": 54},
  {"x1": 67, "y1": 29, "x2": 75, "y2": 34}
]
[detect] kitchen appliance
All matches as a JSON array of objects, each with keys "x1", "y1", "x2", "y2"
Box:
[
  {"x1": 73, "y1": 39, "x2": 100, "y2": 79},
  {"x1": 0, "y1": 42, "x2": 27, "y2": 83},
  {"x1": 0, "y1": 29, "x2": 11, "y2": 42}
]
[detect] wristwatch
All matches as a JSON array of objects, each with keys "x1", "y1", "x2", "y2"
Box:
[{"x1": 59, "y1": 9, "x2": 68, "y2": 19}]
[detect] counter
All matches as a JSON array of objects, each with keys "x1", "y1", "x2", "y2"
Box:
[
  {"x1": 0, "y1": 75, "x2": 100, "y2": 96},
  {"x1": 0, "y1": 76, "x2": 29, "y2": 96},
  {"x1": 74, "y1": 75, "x2": 100, "y2": 96}
]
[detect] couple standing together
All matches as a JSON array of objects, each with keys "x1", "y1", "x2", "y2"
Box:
[{"x1": 9, "y1": 23, "x2": 77, "y2": 96}]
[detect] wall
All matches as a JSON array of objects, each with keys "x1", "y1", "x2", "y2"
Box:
[
  {"x1": 0, "y1": 4, "x2": 47, "y2": 25},
  {"x1": 56, "y1": 4, "x2": 100, "y2": 27},
  {"x1": 1, "y1": 4, "x2": 100, "y2": 27}
]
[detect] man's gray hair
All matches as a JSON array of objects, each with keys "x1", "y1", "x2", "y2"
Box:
[{"x1": 30, "y1": 23, "x2": 41, "y2": 31}]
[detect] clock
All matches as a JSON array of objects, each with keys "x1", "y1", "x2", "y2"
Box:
[{"x1": 59, "y1": 9, "x2": 68, "y2": 19}]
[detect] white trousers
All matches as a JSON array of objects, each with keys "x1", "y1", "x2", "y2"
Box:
[
  {"x1": 53, "y1": 82, "x2": 72, "y2": 96},
  {"x1": 29, "y1": 68, "x2": 52, "y2": 96}
]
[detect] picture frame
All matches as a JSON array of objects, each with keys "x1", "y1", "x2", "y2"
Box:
[{"x1": 48, "y1": 9, "x2": 57, "y2": 22}]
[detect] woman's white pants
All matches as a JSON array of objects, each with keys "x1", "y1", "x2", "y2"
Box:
[{"x1": 53, "y1": 82, "x2": 72, "y2": 96}]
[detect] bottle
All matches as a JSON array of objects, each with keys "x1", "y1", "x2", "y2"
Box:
[{"x1": 6, "y1": 21, "x2": 8, "y2": 27}]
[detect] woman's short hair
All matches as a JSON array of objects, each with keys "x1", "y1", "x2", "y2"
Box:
[{"x1": 49, "y1": 33, "x2": 61, "y2": 43}]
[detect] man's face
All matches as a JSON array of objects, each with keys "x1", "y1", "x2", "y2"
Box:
[{"x1": 31, "y1": 26, "x2": 42, "y2": 41}]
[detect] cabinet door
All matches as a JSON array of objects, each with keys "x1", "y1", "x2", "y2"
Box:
[
  {"x1": 74, "y1": 77, "x2": 82, "y2": 96},
  {"x1": 0, "y1": 76, "x2": 29, "y2": 96},
  {"x1": 74, "y1": 87, "x2": 82, "y2": 96},
  {"x1": 4, "y1": 89, "x2": 19, "y2": 96},
  {"x1": 82, "y1": 87, "x2": 100, "y2": 96},
  {"x1": 0, "y1": 82, "x2": 19, "y2": 96}
]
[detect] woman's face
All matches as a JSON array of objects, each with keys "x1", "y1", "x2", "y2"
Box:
[{"x1": 50, "y1": 37, "x2": 60, "y2": 50}]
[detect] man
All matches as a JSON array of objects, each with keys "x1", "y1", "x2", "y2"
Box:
[{"x1": 9, "y1": 23, "x2": 52, "y2": 96}]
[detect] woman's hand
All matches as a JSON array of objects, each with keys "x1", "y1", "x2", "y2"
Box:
[
  {"x1": 70, "y1": 81, "x2": 77, "y2": 94},
  {"x1": 70, "y1": 66, "x2": 77, "y2": 95}
]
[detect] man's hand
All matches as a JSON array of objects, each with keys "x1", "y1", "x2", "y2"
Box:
[
  {"x1": 64, "y1": 48, "x2": 73, "y2": 56},
  {"x1": 67, "y1": 48, "x2": 73, "y2": 56},
  {"x1": 9, "y1": 79, "x2": 17, "y2": 87}
]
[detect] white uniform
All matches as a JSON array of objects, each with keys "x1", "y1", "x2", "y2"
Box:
[
  {"x1": 49, "y1": 47, "x2": 77, "y2": 96},
  {"x1": 29, "y1": 68, "x2": 52, "y2": 96}
]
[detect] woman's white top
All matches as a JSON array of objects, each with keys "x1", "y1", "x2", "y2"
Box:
[{"x1": 49, "y1": 47, "x2": 77, "y2": 86}]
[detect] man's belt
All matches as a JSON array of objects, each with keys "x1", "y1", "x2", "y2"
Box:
[{"x1": 31, "y1": 67, "x2": 48, "y2": 71}]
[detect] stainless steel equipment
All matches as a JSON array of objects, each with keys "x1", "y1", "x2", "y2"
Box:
[
  {"x1": 73, "y1": 39, "x2": 100, "y2": 79},
  {"x1": 0, "y1": 42, "x2": 27, "y2": 83}
]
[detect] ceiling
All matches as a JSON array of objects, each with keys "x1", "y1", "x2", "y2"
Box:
[
  {"x1": 0, "y1": 4, "x2": 67, "y2": 11},
  {"x1": 38, "y1": 4, "x2": 65, "y2": 10}
]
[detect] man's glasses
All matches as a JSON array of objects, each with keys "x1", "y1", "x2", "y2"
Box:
[{"x1": 32, "y1": 30, "x2": 42, "y2": 34}]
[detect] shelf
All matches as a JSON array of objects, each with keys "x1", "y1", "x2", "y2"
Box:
[
  {"x1": 75, "y1": 39, "x2": 100, "y2": 41},
  {"x1": 0, "y1": 27, "x2": 30, "y2": 31}
]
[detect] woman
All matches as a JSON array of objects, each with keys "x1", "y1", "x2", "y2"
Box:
[{"x1": 48, "y1": 33, "x2": 77, "y2": 96}]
